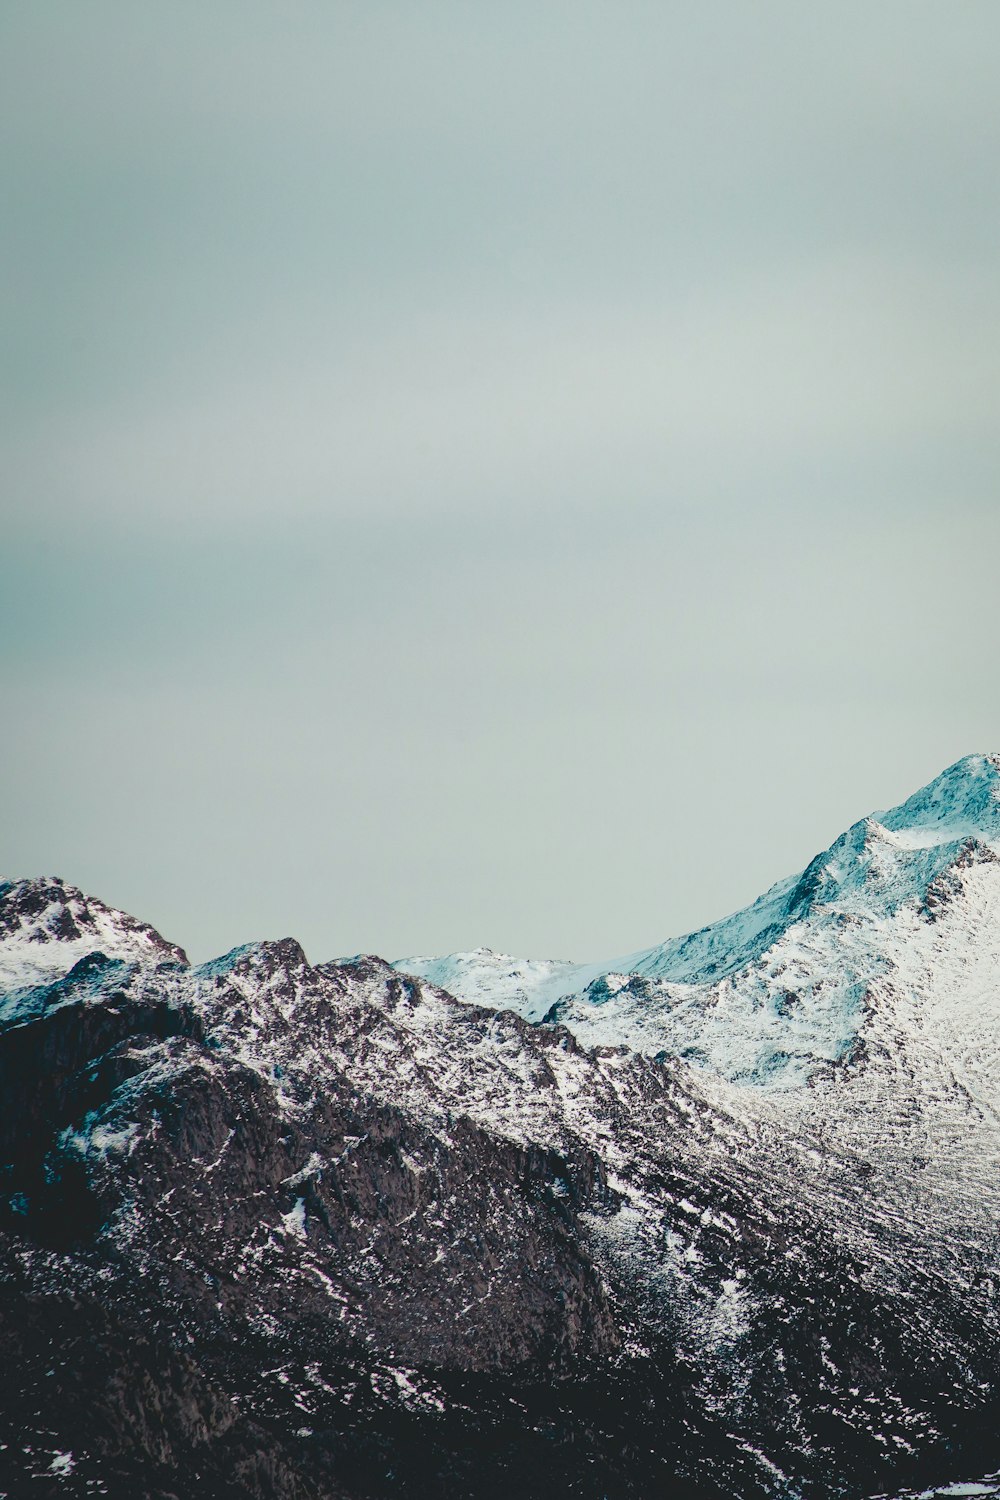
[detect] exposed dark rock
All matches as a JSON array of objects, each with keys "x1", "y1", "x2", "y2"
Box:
[{"x1": 5, "y1": 782, "x2": 1000, "y2": 1500}]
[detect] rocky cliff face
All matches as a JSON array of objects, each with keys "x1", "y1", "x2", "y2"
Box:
[{"x1": 5, "y1": 757, "x2": 1000, "y2": 1498}]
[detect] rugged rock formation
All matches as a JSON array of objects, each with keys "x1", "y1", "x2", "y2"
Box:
[{"x1": 5, "y1": 756, "x2": 1000, "y2": 1497}]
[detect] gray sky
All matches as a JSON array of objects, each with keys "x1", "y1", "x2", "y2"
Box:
[{"x1": 3, "y1": 3, "x2": 1000, "y2": 964}]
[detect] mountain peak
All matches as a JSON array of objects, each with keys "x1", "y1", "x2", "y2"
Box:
[
  {"x1": 880, "y1": 753, "x2": 1000, "y2": 842},
  {"x1": 395, "y1": 754, "x2": 1000, "y2": 1087},
  {"x1": 0, "y1": 877, "x2": 187, "y2": 996},
  {"x1": 8, "y1": 774, "x2": 1000, "y2": 1497}
]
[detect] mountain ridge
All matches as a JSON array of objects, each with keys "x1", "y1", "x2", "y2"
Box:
[
  {"x1": 395, "y1": 754, "x2": 1000, "y2": 1085},
  {"x1": 4, "y1": 756, "x2": 1000, "y2": 1496}
]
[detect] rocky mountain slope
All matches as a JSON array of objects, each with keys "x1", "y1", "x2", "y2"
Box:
[
  {"x1": 398, "y1": 754, "x2": 1000, "y2": 1084},
  {"x1": 4, "y1": 755, "x2": 1000, "y2": 1498}
]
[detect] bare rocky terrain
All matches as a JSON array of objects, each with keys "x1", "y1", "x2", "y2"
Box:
[{"x1": 4, "y1": 756, "x2": 1000, "y2": 1498}]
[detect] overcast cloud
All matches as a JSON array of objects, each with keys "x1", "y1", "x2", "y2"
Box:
[{"x1": 3, "y1": 3, "x2": 999, "y2": 963}]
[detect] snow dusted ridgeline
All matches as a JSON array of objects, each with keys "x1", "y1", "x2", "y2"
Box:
[
  {"x1": 0, "y1": 875, "x2": 187, "y2": 1005},
  {"x1": 396, "y1": 753, "x2": 1000, "y2": 1085},
  {"x1": 3, "y1": 758, "x2": 1000, "y2": 1495}
]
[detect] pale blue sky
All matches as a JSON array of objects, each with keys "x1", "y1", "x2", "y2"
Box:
[{"x1": 3, "y1": 4, "x2": 999, "y2": 962}]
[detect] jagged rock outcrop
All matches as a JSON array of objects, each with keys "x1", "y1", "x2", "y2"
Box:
[{"x1": 5, "y1": 757, "x2": 1000, "y2": 1497}]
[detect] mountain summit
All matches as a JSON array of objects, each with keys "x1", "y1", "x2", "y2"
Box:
[
  {"x1": 397, "y1": 753, "x2": 1000, "y2": 1085},
  {"x1": 3, "y1": 757, "x2": 1000, "y2": 1498}
]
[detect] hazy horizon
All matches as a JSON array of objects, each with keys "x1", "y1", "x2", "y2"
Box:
[{"x1": 4, "y1": 5, "x2": 1000, "y2": 963}]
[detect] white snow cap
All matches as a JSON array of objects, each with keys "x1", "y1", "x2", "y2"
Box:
[{"x1": 395, "y1": 754, "x2": 1000, "y2": 1086}]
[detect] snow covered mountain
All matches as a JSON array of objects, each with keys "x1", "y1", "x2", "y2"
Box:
[
  {"x1": 4, "y1": 755, "x2": 1000, "y2": 1498},
  {"x1": 397, "y1": 753, "x2": 1000, "y2": 1084}
]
